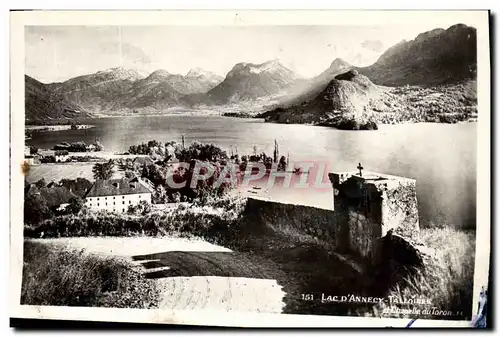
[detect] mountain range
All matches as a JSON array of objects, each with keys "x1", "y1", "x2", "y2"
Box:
[{"x1": 25, "y1": 23, "x2": 477, "y2": 123}]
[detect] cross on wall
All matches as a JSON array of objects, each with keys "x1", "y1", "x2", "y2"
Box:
[{"x1": 357, "y1": 163, "x2": 364, "y2": 177}]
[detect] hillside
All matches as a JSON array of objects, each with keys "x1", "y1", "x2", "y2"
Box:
[
  {"x1": 49, "y1": 67, "x2": 145, "y2": 113},
  {"x1": 202, "y1": 60, "x2": 302, "y2": 105},
  {"x1": 275, "y1": 58, "x2": 354, "y2": 109},
  {"x1": 358, "y1": 24, "x2": 477, "y2": 86},
  {"x1": 44, "y1": 67, "x2": 224, "y2": 113},
  {"x1": 125, "y1": 69, "x2": 223, "y2": 109},
  {"x1": 25, "y1": 75, "x2": 90, "y2": 122},
  {"x1": 258, "y1": 70, "x2": 477, "y2": 129},
  {"x1": 259, "y1": 70, "x2": 386, "y2": 129}
]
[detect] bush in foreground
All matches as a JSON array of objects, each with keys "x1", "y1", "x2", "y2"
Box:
[
  {"x1": 371, "y1": 227, "x2": 475, "y2": 320},
  {"x1": 21, "y1": 240, "x2": 160, "y2": 308},
  {"x1": 24, "y1": 196, "x2": 246, "y2": 243}
]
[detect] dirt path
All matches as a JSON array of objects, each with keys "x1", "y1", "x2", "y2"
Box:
[{"x1": 35, "y1": 236, "x2": 288, "y2": 314}]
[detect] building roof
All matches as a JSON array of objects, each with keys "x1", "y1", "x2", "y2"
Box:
[
  {"x1": 55, "y1": 150, "x2": 69, "y2": 156},
  {"x1": 38, "y1": 150, "x2": 55, "y2": 157},
  {"x1": 133, "y1": 156, "x2": 155, "y2": 166},
  {"x1": 27, "y1": 185, "x2": 79, "y2": 207},
  {"x1": 85, "y1": 177, "x2": 153, "y2": 198}
]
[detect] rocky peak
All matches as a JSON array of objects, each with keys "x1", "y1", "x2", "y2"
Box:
[{"x1": 96, "y1": 67, "x2": 146, "y2": 81}]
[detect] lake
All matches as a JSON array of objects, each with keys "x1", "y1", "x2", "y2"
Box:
[{"x1": 26, "y1": 115, "x2": 477, "y2": 229}]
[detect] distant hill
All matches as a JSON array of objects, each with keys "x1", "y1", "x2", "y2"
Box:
[
  {"x1": 259, "y1": 70, "x2": 477, "y2": 129},
  {"x1": 202, "y1": 60, "x2": 302, "y2": 105},
  {"x1": 25, "y1": 75, "x2": 90, "y2": 122},
  {"x1": 44, "y1": 67, "x2": 224, "y2": 113},
  {"x1": 259, "y1": 70, "x2": 388, "y2": 127},
  {"x1": 185, "y1": 68, "x2": 224, "y2": 90},
  {"x1": 48, "y1": 67, "x2": 147, "y2": 113},
  {"x1": 357, "y1": 24, "x2": 477, "y2": 86},
  {"x1": 125, "y1": 68, "x2": 223, "y2": 109},
  {"x1": 275, "y1": 58, "x2": 353, "y2": 109}
]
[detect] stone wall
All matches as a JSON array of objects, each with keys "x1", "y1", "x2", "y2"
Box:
[
  {"x1": 245, "y1": 197, "x2": 337, "y2": 245},
  {"x1": 245, "y1": 171, "x2": 420, "y2": 266}
]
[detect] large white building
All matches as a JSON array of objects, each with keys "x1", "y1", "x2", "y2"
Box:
[{"x1": 85, "y1": 177, "x2": 153, "y2": 213}]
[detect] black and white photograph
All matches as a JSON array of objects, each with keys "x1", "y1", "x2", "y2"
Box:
[{"x1": 9, "y1": 10, "x2": 491, "y2": 328}]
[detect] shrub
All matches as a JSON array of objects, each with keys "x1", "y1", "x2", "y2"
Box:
[
  {"x1": 24, "y1": 196, "x2": 245, "y2": 243},
  {"x1": 24, "y1": 194, "x2": 53, "y2": 225},
  {"x1": 92, "y1": 160, "x2": 114, "y2": 180},
  {"x1": 372, "y1": 227, "x2": 475, "y2": 320},
  {"x1": 21, "y1": 241, "x2": 159, "y2": 308},
  {"x1": 65, "y1": 197, "x2": 85, "y2": 215}
]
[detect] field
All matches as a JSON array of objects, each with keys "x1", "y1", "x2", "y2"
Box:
[{"x1": 25, "y1": 163, "x2": 125, "y2": 183}]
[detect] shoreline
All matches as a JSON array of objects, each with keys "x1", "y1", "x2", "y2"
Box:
[{"x1": 25, "y1": 124, "x2": 95, "y2": 132}]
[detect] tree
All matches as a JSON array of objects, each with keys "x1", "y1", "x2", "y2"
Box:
[
  {"x1": 65, "y1": 197, "x2": 84, "y2": 215},
  {"x1": 35, "y1": 178, "x2": 47, "y2": 188},
  {"x1": 139, "y1": 200, "x2": 152, "y2": 215},
  {"x1": 127, "y1": 204, "x2": 138, "y2": 214},
  {"x1": 92, "y1": 160, "x2": 114, "y2": 180},
  {"x1": 273, "y1": 139, "x2": 279, "y2": 163},
  {"x1": 153, "y1": 185, "x2": 167, "y2": 204},
  {"x1": 141, "y1": 164, "x2": 166, "y2": 187},
  {"x1": 24, "y1": 194, "x2": 53, "y2": 224},
  {"x1": 127, "y1": 200, "x2": 151, "y2": 215},
  {"x1": 175, "y1": 142, "x2": 228, "y2": 162},
  {"x1": 278, "y1": 155, "x2": 287, "y2": 171},
  {"x1": 171, "y1": 191, "x2": 182, "y2": 203}
]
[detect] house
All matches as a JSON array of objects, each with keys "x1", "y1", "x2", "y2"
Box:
[
  {"x1": 55, "y1": 150, "x2": 69, "y2": 162},
  {"x1": 86, "y1": 144, "x2": 97, "y2": 152},
  {"x1": 24, "y1": 154, "x2": 41, "y2": 166},
  {"x1": 38, "y1": 150, "x2": 55, "y2": 157},
  {"x1": 133, "y1": 156, "x2": 155, "y2": 167},
  {"x1": 84, "y1": 177, "x2": 153, "y2": 213},
  {"x1": 26, "y1": 184, "x2": 79, "y2": 211},
  {"x1": 24, "y1": 146, "x2": 30, "y2": 156}
]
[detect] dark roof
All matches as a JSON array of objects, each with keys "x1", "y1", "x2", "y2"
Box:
[
  {"x1": 133, "y1": 156, "x2": 155, "y2": 166},
  {"x1": 27, "y1": 185, "x2": 79, "y2": 207},
  {"x1": 85, "y1": 178, "x2": 153, "y2": 198},
  {"x1": 55, "y1": 150, "x2": 69, "y2": 156}
]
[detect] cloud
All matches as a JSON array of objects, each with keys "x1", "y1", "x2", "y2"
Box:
[{"x1": 98, "y1": 41, "x2": 151, "y2": 66}]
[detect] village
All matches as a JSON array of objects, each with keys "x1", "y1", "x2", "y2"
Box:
[{"x1": 23, "y1": 136, "x2": 299, "y2": 224}]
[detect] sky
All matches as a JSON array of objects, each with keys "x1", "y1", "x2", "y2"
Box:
[{"x1": 25, "y1": 21, "x2": 476, "y2": 83}]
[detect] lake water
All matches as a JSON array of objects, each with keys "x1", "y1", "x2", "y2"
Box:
[{"x1": 27, "y1": 115, "x2": 477, "y2": 229}]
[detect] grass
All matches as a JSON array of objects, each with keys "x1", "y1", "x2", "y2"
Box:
[
  {"x1": 25, "y1": 163, "x2": 124, "y2": 184},
  {"x1": 371, "y1": 227, "x2": 475, "y2": 320},
  {"x1": 21, "y1": 240, "x2": 160, "y2": 308}
]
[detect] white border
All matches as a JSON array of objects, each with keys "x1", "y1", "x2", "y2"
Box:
[{"x1": 9, "y1": 9, "x2": 491, "y2": 328}]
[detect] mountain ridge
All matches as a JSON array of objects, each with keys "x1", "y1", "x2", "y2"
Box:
[
  {"x1": 357, "y1": 23, "x2": 477, "y2": 86},
  {"x1": 25, "y1": 23, "x2": 477, "y2": 121}
]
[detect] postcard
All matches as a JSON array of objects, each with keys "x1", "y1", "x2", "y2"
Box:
[{"x1": 9, "y1": 10, "x2": 491, "y2": 328}]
